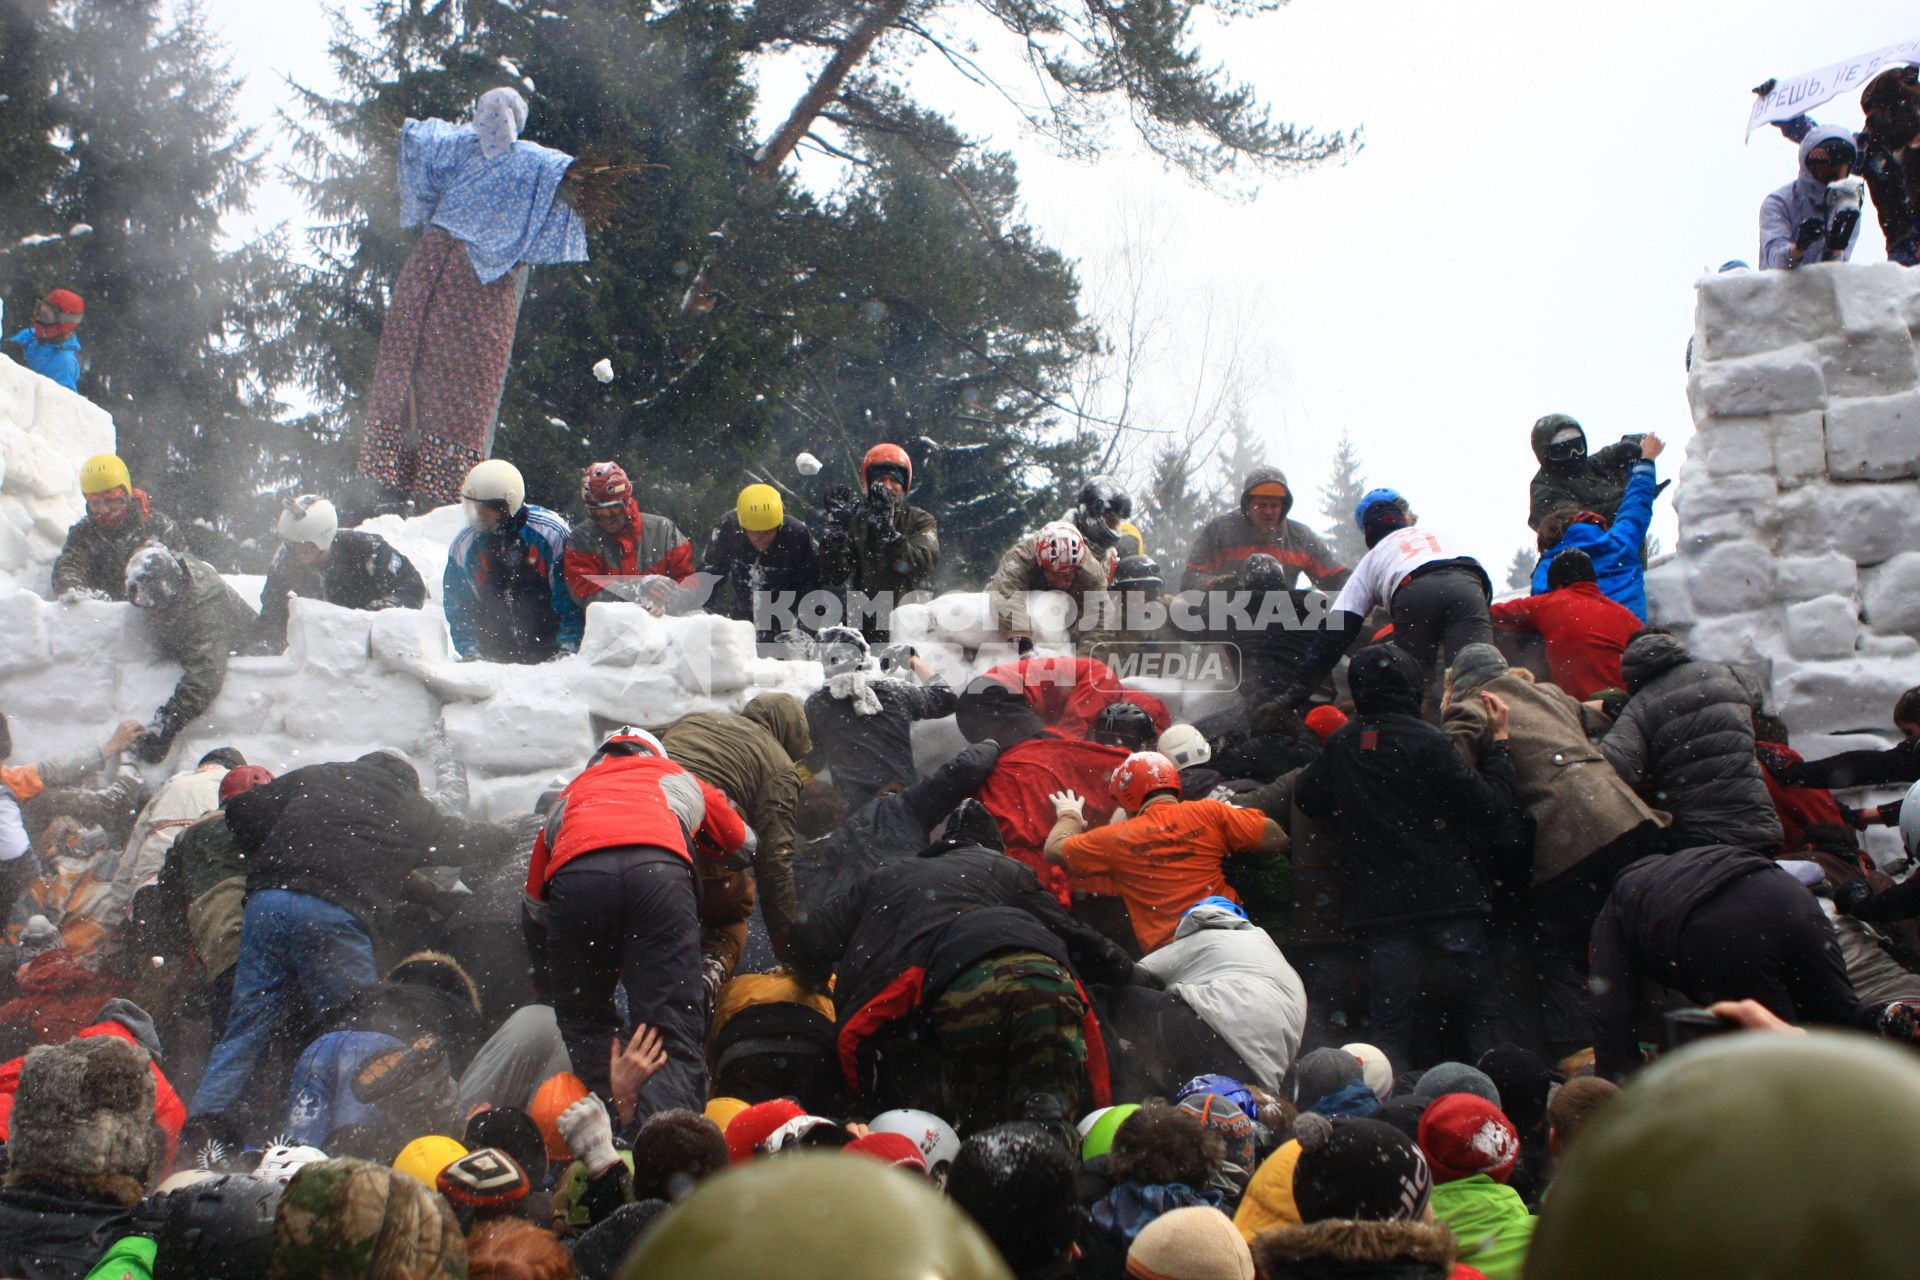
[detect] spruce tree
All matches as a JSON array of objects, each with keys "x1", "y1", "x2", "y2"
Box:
[
  {"x1": 1506, "y1": 546, "x2": 1537, "y2": 593},
  {"x1": 1317, "y1": 428, "x2": 1369, "y2": 569}
]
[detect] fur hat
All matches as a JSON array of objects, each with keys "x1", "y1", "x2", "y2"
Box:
[
  {"x1": 5, "y1": 1035, "x2": 156, "y2": 1204},
  {"x1": 1126, "y1": 1204, "x2": 1254, "y2": 1280}
]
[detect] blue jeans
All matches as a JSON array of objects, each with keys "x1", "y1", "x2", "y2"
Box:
[
  {"x1": 1366, "y1": 916, "x2": 1506, "y2": 1073},
  {"x1": 190, "y1": 889, "x2": 379, "y2": 1118}
]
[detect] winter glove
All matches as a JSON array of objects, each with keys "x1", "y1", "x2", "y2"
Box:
[
  {"x1": 1833, "y1": 878, "x2": 1878, "y2": 918},
  {"x1": 1828, "y1": 206, "x2": 1860, "y2": 250},
  {"x1": 1879, "y1": 1000, "x2": 1920, "y2": 1044},
  {"x1": 557, "y1": 1094, "x2": 621, "y2": 1175},
  {"x1": 1048, "y1": 790, "x2": 1086, "y2": 822},
  {"x1": 635, "y1": 575, "x2": 678, "y2": 615},
  {"x1": 134, "y1": 722, "x2": 175, "y2": 764},
  {"x1": 1793, "y1": 216, "x2": 1826, "y2": 250},
  {"x1": 56, "y1": 587, "x2": 113, "y2": 605},
  {"x1": 1250, "y1": 687, "x2": 1308, "y2": 737}
]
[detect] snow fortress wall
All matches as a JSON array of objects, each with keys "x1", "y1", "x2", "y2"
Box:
[
  {"x1": 0, "y1": 355, "x2": 115, "y2": 596},
  {"x1": 1651, "y1": 261, "x2": 1920, "y2": 749}
]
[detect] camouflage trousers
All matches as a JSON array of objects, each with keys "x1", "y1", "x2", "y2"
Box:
[{"x1": 923, "y1": 950, "x2": 1088, "y2": 1134}]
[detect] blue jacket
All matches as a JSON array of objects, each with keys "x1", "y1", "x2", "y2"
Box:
[
  {"x1": 444, "y1": 504, "x2": 584, "y2": 661},
  {"x1": 284, "y1": 1030, "x2": 407, "y2": 1146},
  {"x1": 1532, "y1": 460, "x2": 1656, "y2": 620},
  {"x1": 6, "y1": 328, "x2": 81, "y2": 390}
]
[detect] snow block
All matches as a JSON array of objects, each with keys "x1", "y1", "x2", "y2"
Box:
[
  {"x1": 369, "y1": 606, "x2": 449, "y2": 669},
  {"x1": 284, "y1": 598, "x2": 373, "y2": 675},
  {"x1": 1776, "y1": 483, "x2": 1920, "y2": 566},
  {"x1": 1818, "y1": 328, "x2": 1920, "y2": 397},
  {"x1": 1773, "y1": 552, "x2": 1859, "y2": 602},
  {"x1": 1825, "y1": 391, "x2": 1920, "y2": 480},
  {"x1": 1831, "y1": 261, "x2": 1918, "y2": 335},
  {"x1": 469, "y1": 770, "x2": 560, "y2": 822},
  {"x1": 444, "y1": 694, "x2": 594, "y2": 775},
  {"x1": 1769, "y1": 411, "x2": 1828, "y2": 486},
  {"x1": 1776, "y1": 657, "x2": 1920, "y2": 736},
  {"x1": 1681, "y1": 539, "x2": 1775, "y2": 616},
  {"x1": 277, "y1": 670, "x2": 436, "y2": 748},
  {"x1": 1692, "y1": 345, "x2": 1826, "y2": 418},
  {"x1": 1641, "y1": 559, "x2": 1691, "y2": 628},
  {"x1": 1692, "y1": 419, "x2": 1773, "y2": 476},
  {"x1": 579, "y1": 601, "x2": 670, "y2": 668},
  {"x1": 1687, "y1": 609, "x2": 1783, "y2": 668},
  {"x1": 1695, "y1": 269, "x2": 1836, "y2": 362},
  {"x1": 1784, "y1": 594, "x2": 1859, "y2": 661},
  {"x1": 0, "y1": 590, "x2": 49, "y2": 675},
  {"x1": 1673, "y1": 473, "x2": 1777, "y2": 525},
  {"x1": 1862, "y1": 552, "x2": 1920, "y2": 636}
]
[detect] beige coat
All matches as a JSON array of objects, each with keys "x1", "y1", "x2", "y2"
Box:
[{"x1": 1445, "y1": 670, "x2": 1664, "y2": 886}]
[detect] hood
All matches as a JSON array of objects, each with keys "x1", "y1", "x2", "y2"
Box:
[
  {"x1": 14, "y1": 950, "x2": 107, "y2": 996},
  {"x1": 1240, "y1": 465, "x2": 1294, "y2": 520},
  {"x1": 1253, "y1": 1219, "x2": 1458, "y2": 1271},
  {"x1": 1171, "y1": 902, "x2": 1253, "y2": 939},
  {"x1": 91, "y1": 1000, "x2": 163, "y2": 1062},
  {"x1": 1530, "y1": 414, "x2": 1584, "y2": 466},
  {"x1": 1349, "y1": 644, "x2": 1427, "y2": 718},
  {"x1": 355, "y1": 750, "x2": 421, "y2": 791},
  {"x1": 384, "y1": 951, "x2": 481, "y2": 1020},
  {"x1": 742, "y1": 692, "x2": 811, "y2": 762},
  {"x1": 1619, "y1": 631, "x2": 1691, "y2": 693},
  {"x1": 1798, "y1": 123, "x2": 1856, "y2": 182},
  {"x1": 1447, "y1": 643, "x2": 1509, "y2": 698}
]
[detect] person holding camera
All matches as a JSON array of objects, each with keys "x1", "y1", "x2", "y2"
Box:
[
  {"x1": 817, "y1": 443, "x2": 939, "y2": 632},
  {"x1": 1761, "y1": 124, "x2": 1862, "y2": 271}
]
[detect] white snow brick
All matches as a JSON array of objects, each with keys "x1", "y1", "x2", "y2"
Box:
[
  {"x1": 1773, "y1": 553, "x2": 1859, "y2": 602},
  {"x1": 1825, "y1": 391, "x2": 1920, "y2": 480},
  {"x1": 1681, "y1": 539, "x2": 1775, "y2": 616},
  {"x1": 284, "y1": 598, "x2": 372, "y2": 675},
  {"x1": 469, "y1": 770, "x2": 561, "y2": 822},
  {"x1": 369, "y1": 606, "x2": 449, "y2": 669},
  {"x1": 1687, "y1": 609, "x2": 1782, "y2": 667},
  {"x1": 46, "y1": 597, "x2": 137, "y2": 664},
  {"x1": 1692, "y1": 345, "x2": 1826, "y2": 419},
  {"x1": 1818, "y1": 329, "x2": 1920, "y2": 397},
  {"x1": 1770, "y1": 411, "x2": 1828, "y2": 485},
  {"x1": 1776, "y1": 657, "x2": 1920, "y2": 736},
  {"x1": 278, "y1": 670, "x2": 436, "y2": 748},
  {"x1": 1831, "y1": 261, "x2": 1918, "y2": 335},
  {"x1": 1641, "y1": 559, "x2": 1692, "y2": 628},
  {"x1": 1776, "y1": 483, "x2": 1920, "y2": 566},
  {"x1": 0, "y1": 590, "x2": 49, "y2": 674},
  {"x1": 443, "y1": 693, "x2": 593, "y2": 774},
  {"x1": 666, "y1": 612, "x2": 758, "y2": 695},
  {"x1": 1673, "y1": 473, "x2": 1777, "y2": 526},
  {"x1": 1692, "y1": 419, "x2": 1773, "y2": 476},
  {"x1": 1861, "y1": 552, "x2": 1920, "y2": 636},
  {"x1": 578, "y1": 601, "x2": 670, "y2": 668},
  {"x1": 1859, "y1": 632, "x2": 1920, "y2": 660},
  {"x1": 1784, "y1": 595, "x2": 1860, "y2": 661},
  {"x1": 1694, "y1": 268, "x2": 1836, "y2": 362}
]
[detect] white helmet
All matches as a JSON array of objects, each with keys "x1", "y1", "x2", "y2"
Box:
[
  {"x1": 1035, "y1": 521, "x2": 1084, "y2": 574},
  {"x1": 254, "y1": 1143, "x2": 329, "y2": 1182},
  {"x1": 1158, "y1": 724, "x2": 1212, "y2": 769},
  {"x1": 1900, "y1": 779, "x2": 1920, "y2": 860},
  {"x1": 460, "y1": 458, "x2": 526, "y2": 529},
  {"x1": 277, "y1": 494, "x2": 338, "y2": 550},
  {"x1": 867, "y1": 1109, "x2": 961, "y2": 1176}
]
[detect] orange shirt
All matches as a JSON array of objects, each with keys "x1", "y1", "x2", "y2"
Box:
[{"x1": 1060, "y1": 799, "x2": 1270, "y2": 952}]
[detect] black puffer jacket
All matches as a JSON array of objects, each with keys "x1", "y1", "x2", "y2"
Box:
[
  {"x1": 0, "y1": 1187, "x2": 131, "y2": 1280},
  {"x1": 1291, "y1": 644, "x2": 1514, "y2": 927},
  {"x1": 1599, "y1": 632, "x2": 1782, "y2": 851}
]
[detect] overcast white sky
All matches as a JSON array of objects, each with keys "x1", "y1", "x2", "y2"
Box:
[{"x1": 206, "y1": 0, "x2": 1916, "y2": 570}]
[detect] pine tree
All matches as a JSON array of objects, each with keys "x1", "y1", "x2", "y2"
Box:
[
  {"x1": 1317, "y1": 429, "x2": 1369, "y2": 569},
  {"x1": 1505, "y1": 546, "x2": 1537, "y2": 593}
]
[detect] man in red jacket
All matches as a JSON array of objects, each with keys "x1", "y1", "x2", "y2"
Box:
[
  {"x1": 561, "y1": 461, "x2": 697, "y2": 613},
  {"x1": 526, "y1": 728, "x2": 748, "y2": 1120},
  {"x1": 1489, "y1": 550, "x2": 1643, "y2": 699}
]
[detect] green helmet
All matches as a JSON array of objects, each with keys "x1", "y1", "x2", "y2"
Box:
[
  {"x1": 620, "y1": 1151, "x2": 1012, "y2": 1280},
  {"x1": 1526, "y1": 1032, "x2": 1920, "y2": 1279},
  {"x1": 1079, "y1": 1103, "x2": 1140, "y2": 1161}
]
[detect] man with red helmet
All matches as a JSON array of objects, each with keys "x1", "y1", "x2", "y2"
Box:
[
  {"x1": 818, "y1": 443, "x2": 939, "y2": 630},
  {"x1": 1043, "y1": 751, "x2": 1283, "y2": 954},
  {"x1": 5, "y1": 289, "x2": 84, "y2": 390},
  {"x1": 986, "y1": 520, "x2": 1110, "y2": 646},
  {"x1": 561, "y1": 461, "x2": 697, "y2": 614}
]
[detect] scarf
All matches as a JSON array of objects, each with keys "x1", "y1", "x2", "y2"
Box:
[{"x1": 826, "y1": 669, "x2": 883, "y2": 716}]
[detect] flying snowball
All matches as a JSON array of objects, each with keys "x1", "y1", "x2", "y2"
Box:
[
  {"x1": 795, "y1": 452, "x2": 822, "y2": 476},
  {"x1": 591, "y1": 358, "x2": 615, "y2": 383}
]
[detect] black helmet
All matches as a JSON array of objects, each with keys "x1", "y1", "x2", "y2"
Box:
[
  {"x1": 1238, "y1": 553, "x2": 1287, "y2": 594},
  {"x1": 1091, "y1": 700, "x2": 1156, "y2": 751},
  {"x1": 1075, "y1": 480, "x2": 1131, "y2": 551},
  {"x1": 151, "y1": 1174, "x2": 283, "y2": 1280},
  {"x1": 1112, "y1": 555, "x2": 1163, "y2": 594}
]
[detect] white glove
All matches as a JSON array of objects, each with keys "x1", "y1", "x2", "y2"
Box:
[
  {"x1": 57, "y1": 587, "x2": 111, "y2": 605},
  {"x1": 557, "y1": 1094, "x2": 620, "y2": 1174},
  {"x1": 1048, "y1": 790, "x2": 1086, "y2": 822}
]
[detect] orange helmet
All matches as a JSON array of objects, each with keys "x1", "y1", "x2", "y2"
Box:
[
  {"x1": 862, "y1": 443, "x2": 913, "y2": 491},
  {"x1": 1110, "y1": 751, "x2": 1182, "y2": 813},
  {"x1": 581, "y1": 461, "x2": 633, "y2": 508}
]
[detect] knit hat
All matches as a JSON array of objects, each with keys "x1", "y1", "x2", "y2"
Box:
[
  {"x1": 528, "y1": 1072, "x2": 590, "y2": 1162},
  {"x1": 1342, "y1": 1043, "x2": 1394, "y2": 1101},
  {"x1": 1303, "y1": 705, "x2": 1349, "y2": 742},
  {"x1": 463, "y1": 1106, "x2": 547, "y2": 1191},
  {"x1": 5, "y1": 1035, "x2": 155, "y2": 1203},
  {"x1": 1413, "y1": 1062, "x2": 1502, "y2": 1109},
  {"x1": 1448, "y1": 643, "x2": 1510, "y2": 696},
  {"x1": 1290, "y1": 1115, "x2": 1433, "y2": 1224},
  {"x1": 1416, "y1": 1093, "x2": 1521, "y2": 1184},
  {"x1": 435, "y1": 1147, "x2": 530, "y2": 1221},
  {"x1": 271, "y1": 1157, "x2": 465, "y2": 1280},
  {"x1": 1178, "y1": 1093, "x2": 1257, "y2": 1197},
  {"x1": 1292, "y1": 1047, "x2": 1364, "y2": 1110},
  {"x1": 16, "y1": 915, "x2": 62, "y2": 962},
  {"x1": 725, "y1": 1098, "x2": 807, "y2": 1163},
  {"x1": 1126, "y1": 1204, "x2": 1254, "y2": 1280},
  {"x1": 1546, "y1": 547, "x2": 1597, "y2": 590},
  {"x1": 845, "y1": 1132, "x2": 927, "y2": 1170},
  {"x1": 1231, "y1": 1139, "x2": 1301, "y2": 1243}
]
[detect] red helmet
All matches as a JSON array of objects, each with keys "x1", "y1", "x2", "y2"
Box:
[
  {"x1": 218, "y1": 765, "x2": 275, "y2": 804},
  {"x1": 862, "y1": 443, "x2": 913, "y2": 491},
  {"x1": 581, "y1": 461, "x2": 633, "y2": 508},
  {"x1": 1035, "y1": 522, "x2": 1084, "y2": 574},
  {"x1": 1110, "y1": 751, "x2": 1182, "y2": 812}
]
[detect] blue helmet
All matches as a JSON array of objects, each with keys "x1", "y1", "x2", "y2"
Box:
[
  {"x1": 1175, "y1": 1074, "x2": 1258, "y2": 1121},
  {"x1": 1183, "y1": 896, "x2": 1248, "y2": 922},
  {"x1": 1353, "y1": 487, "x2": 1407, "y2": 531}
]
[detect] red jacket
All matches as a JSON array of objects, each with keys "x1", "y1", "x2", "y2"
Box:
[
  {"x1": 561, "y1": 502, "x2": 696, "y2": 603},
  {"x1": 984, "y1": 656, "x2": 1171, "y2": 741},
  {"x1": 0, "y1": 950, "x2": 121, "y2": 1045},
  {"x1": 1489, "y1": 582, "x2": 1643, "y2": 700},
  {"x1": 525, "y1": 754, "x2": 748, "y2": 897},
  {"x1": 1757, "y1": 741, "x2": 1853, "y2": 853},
  {"x1": 0, "y1": 1020, "x2": 185, "y2": 1172},
  {"x1": 978, "y1": 734, "x2": 1132, "y2": 903}
]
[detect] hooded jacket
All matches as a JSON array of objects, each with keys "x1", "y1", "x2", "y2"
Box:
[
  {"x1": 256, "y1": 529, "x2": 427, "y2": 653},
  {"x1": 1761, "y1": 124, "x2": 1861, "y2": 270},
  {"x1": 1530, "y1": 459, "x2": 1657, "y2": 619},
  {"x1": 1526, "y1": 416, "x2": 1642, "y2": 531},
  {"x1": 560, "y1": 501, "x2": 696, "y2": 605},
  {"x1": 1426, "y1": 1176, "x2": 1534, "y2": 1280},
  {"x1": 1293, "y1": 645, "x2": 1515, "y2": 927},
  {"x1": 1598, "y1": 633, "x2": 1782, "y2": 851},
  {"x1": 140, "y1": 556, "x2": 258, "y2": 741},
  {"x1": 659, "y1": 695, "x2": 812, "y2": 959},
  {"x1": 443, "y1": 503, "x2": 583, "y2": 661},
  {"x1": 1136, "y1": 902, "x2": 1306, "y2": 1092},
  {"x1": 1181, "y1": 467, "x2": 1349, "y2": 593},
  {"x1": 5, "y1": 328, "x2": 81, "y2": 391},
  {"x1": 49, "y1": 494, "x2": 188, "y2": 599},
  {"x1": 786, "y1": 844, "x2": 1135, "y2": 1104}
]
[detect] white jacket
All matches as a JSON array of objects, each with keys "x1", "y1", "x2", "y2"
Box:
[
  {"x1": 107, "y1": 764, "x2": 226, "y2": 914},
  {"x1": 1139, "y1": 902, "x2": 1307, "y2": 1092}
]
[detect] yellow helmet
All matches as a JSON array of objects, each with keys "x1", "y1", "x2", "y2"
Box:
[
  {"x1": 705, "y1": 1097, "x2": 751, "y2": 1131},
  {"x1": 79, "y1": 454, "x2": 131, "y2": 496},
  {"x1": 391, "y1": 1135, "x2": 468, "y2": 1188},
  {"x1": 737, "y1": 484, "x2": 784, "y2": 532}
]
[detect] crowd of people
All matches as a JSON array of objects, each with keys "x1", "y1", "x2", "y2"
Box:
[{"x1": 0, "y1": 62, "x2": 1916, "y2": 1280}]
